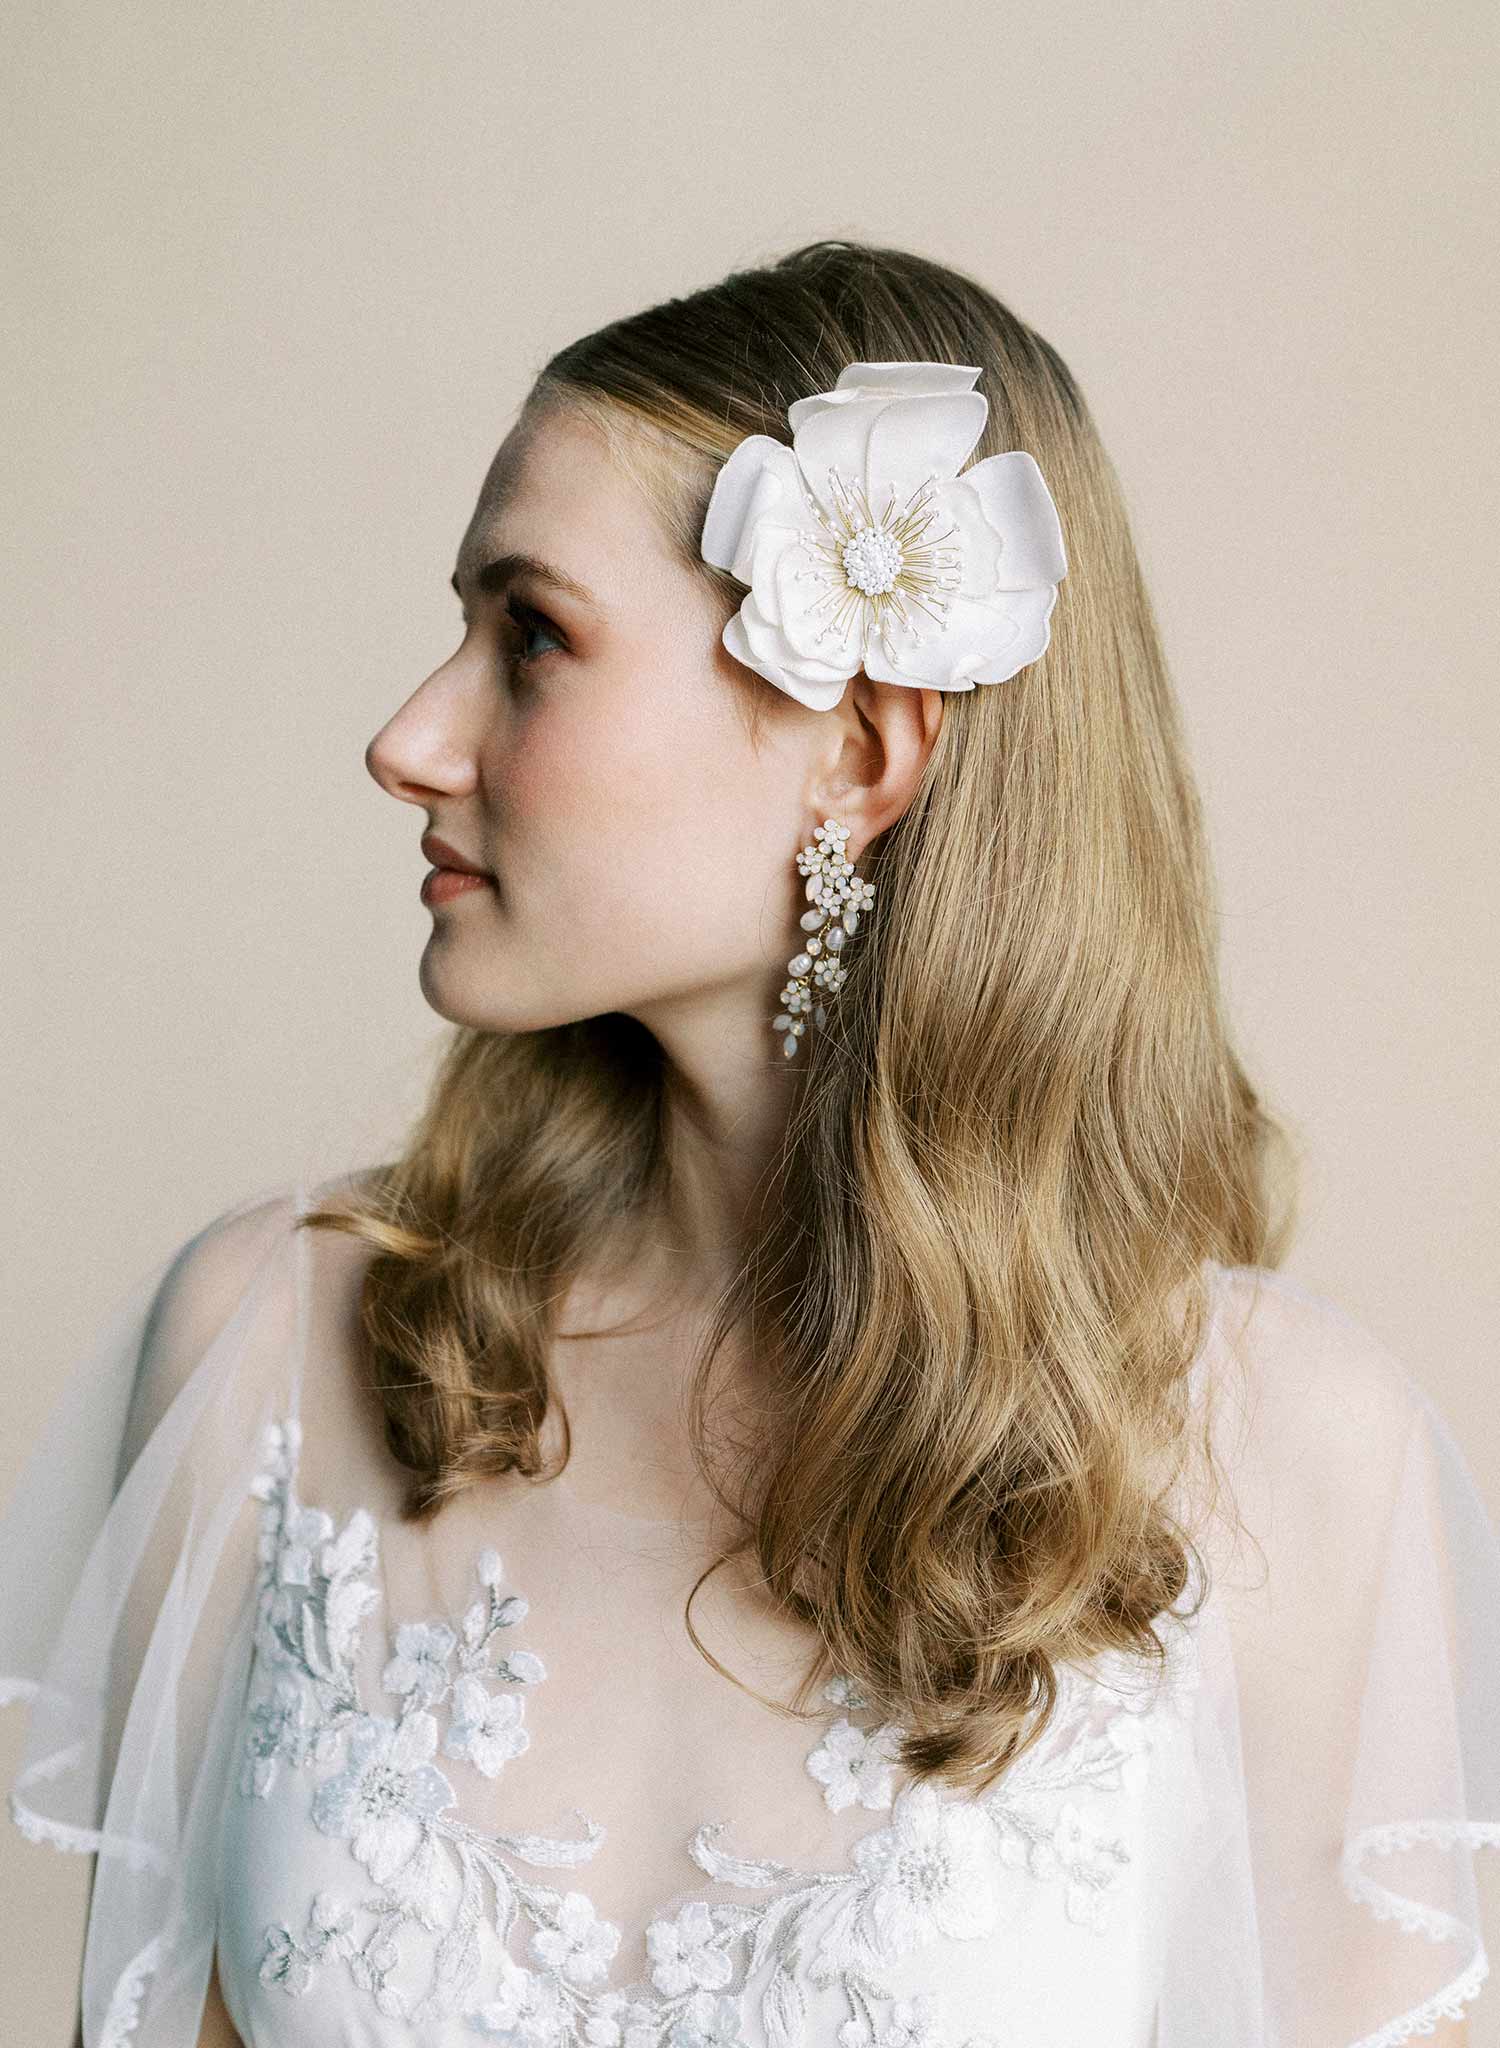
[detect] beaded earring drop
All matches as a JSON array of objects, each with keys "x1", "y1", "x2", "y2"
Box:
[{"x1": 772, "y1": 817, "x2": 876, "y2": 1059}]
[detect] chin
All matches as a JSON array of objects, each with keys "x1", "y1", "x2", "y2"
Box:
[
  {"x1": 415, "y1": 954, "x2": 583, "y2": 1037},
  {"x1": 416, "y1": 951, "x2": 495, "y2": 1030}
]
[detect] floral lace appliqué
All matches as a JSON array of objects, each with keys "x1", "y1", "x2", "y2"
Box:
[{"x1": 242, "y1": 1415, "x2": 1193, "y2": 2047}]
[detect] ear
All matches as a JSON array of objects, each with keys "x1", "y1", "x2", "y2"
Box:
[{"x1": 806, "y1": 672, "x2": 946, "y2": 860}]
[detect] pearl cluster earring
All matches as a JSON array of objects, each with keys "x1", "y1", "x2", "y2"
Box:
[{"x1": 772, "y1": 816, "x2": 876, "y2": 1059}]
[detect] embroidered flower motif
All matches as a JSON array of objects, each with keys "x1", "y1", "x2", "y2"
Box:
[
  {"x1": 240, "y1": 1672, "x2": 312, "y2": 1797},
  {"x1": 243, "y1": 1413, "x2": 1192, "y2": 2047},
  {"x1": 499, "y1": 1647, "x2": 548, "y2": 1684},
  {"x1": 645, "y1": 1898, "x2": 734, "y2": 1997},
  {"x1": 700, "y1": 360, "x2": 1068, "y2": 710},
  {"x1": 256, "y1": 1890, "x2": 357, "y2": 1998},
  {"x1": 847, "y1": 1782, "x2": 1002, "y2": 1963},
  {"x1": 527, "y1": 1889, "x2": 622, "y2": 1989},
  {"x1": 990, "y1": 1796, "x2": 1128, "y2": 1932},
  {"x1": 443, "y1": 1673, "x2": 532, "y2": 1777},
  {"x1": 468, "y1": 1950, "x2": 572, "y2": 2042},
  {"x1": 806, "y1": 1715, "x2": 903, "y2": 1813},
  {"x1": 383, "y1": 1619, "x2": 458, "y2": 1705},
  {"x1": 307, "y1": 1891, "x2": 357, "y2": 1949},
  {"x1": 348, "y1": 1932, "x2": 408, "y2": 2020},
  {"x1": 258, "y1": 1924, "x2": 316, "y2": 1997},
  {"x1": 319, "y1": 1510, "x2": 383, "y2": 1664},
  {"x1": 275, "y1": 1502, "x2": 335, "y2": 1588},
  {"x1": 578, "y1": 1989, "x2": 659, "y2": 2046},
  {"x1": 312, "y1": 1708, "x2": 456, "y2": 1883},
  {"x1": 250, "y1": 1416, "x2": 301, "y2": 1490},
  {"x1": 667, "y1": 1990, "x2": 745, "y2": 2047}
]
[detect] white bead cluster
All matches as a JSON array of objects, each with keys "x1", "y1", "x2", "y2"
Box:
[
  {"x1": 796, "y1": 465, "x2": 965, "y2": 657},
  {"x1": 773, "y1": 817, "x2": 876, "y2": 1059}
]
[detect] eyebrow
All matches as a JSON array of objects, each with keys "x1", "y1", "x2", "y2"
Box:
[{"x1": 449, "y1": 550, "x2": 602, "y2": 614}]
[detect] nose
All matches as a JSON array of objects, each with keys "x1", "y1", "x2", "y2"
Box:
[{"x1": 365, "y1": 661, "x2": 481, "y2": 808}]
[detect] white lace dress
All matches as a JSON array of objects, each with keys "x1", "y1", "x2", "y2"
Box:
[{"x1": 3, "y1": 1176, "x2": 1499, "y2": 2048}]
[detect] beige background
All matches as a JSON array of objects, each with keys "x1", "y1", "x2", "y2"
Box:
[{"x1": 3, "y1": 1, "x2": 1497, "y2": 2038}]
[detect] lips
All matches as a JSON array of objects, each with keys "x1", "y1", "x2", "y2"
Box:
[{"x1": 421, "y1": 832, "x2": 492, "y2": 877}]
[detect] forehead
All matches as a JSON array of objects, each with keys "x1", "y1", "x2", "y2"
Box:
[{"x1": 454, "y1": 406, "x2": 675, "y2": 602}]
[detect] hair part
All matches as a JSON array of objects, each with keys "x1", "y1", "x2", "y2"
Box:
[{"x1": 304, "y1": 237, "x2": 1295, "y2": 1792}]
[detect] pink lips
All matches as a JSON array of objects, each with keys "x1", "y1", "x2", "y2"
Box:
[
  {"x1": 421, "y1": 868, "x2": 494, "y2": 906},
  {"x1": 420, "y1": 831, "x2": 491, "y2": 877},
  {"x1": 419, "y1": 830, "x2": 495, "y2": 907}
]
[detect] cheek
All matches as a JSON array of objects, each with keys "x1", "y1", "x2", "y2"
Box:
[{"x1": 495, "y1": 682, "x2": 793, "y2": 967}]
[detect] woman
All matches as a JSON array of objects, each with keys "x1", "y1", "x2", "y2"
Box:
[{"x1": 4, "y1": 239, "x2": 1497, "y2": 2048}]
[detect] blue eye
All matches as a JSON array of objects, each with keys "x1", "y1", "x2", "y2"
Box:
[{"x1": 505, "y1": 597, "x2": 565, "y2": 669}]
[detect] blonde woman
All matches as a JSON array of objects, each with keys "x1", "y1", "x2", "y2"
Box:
[{"x1": 5, "y1": 240, "x2": 1498, "y2": 2048}]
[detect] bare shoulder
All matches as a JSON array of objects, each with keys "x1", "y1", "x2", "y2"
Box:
[
  {"x1": 151, "y1": 1186, "x2": 303, "y2": 1339},
  {"x1": 116, "y1": 1187, "x2": 303, "y2": 1460},
  {"x1": 1197, "y1": 1260, "x2": 1426, "y2": 1534},
  {"x1": 121, "y1": 1171, "x2": 393, "y2": 1490},
  {"x1": 120, "y1": 1172, "x2": 383, "y2": 1473}
]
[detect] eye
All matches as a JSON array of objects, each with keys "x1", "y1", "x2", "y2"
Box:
[{"x1": 504, "y1": 596, "x2": 566, "y2": 671}]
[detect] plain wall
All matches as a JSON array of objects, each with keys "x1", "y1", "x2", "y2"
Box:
[{"x1": 3, "y1": 0, "x2": 1497, "y2": 2038}]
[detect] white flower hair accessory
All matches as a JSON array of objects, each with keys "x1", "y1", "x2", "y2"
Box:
[{"x1": 700, "y1": 360, "x2": 1068, "y2": 711}]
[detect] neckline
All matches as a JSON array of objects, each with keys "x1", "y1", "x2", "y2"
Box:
[{"x1": 245, "y1": 1411, "x2": 1198, "y2": 2026}]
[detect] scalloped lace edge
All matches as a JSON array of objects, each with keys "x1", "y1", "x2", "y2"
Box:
[
  {"x1": 1340, "y1": 1817, "x2": 1500, "y2": 2047},
  {"x1": 8, "y1": 1785, "x2": 170, "y2": 1876},
  {"x1": 8, "y1": 1796, "x2": 169, "y2": 2043},
  {"x1": 99, "y1": 1933, "x2": 164, "y2": 2048}
]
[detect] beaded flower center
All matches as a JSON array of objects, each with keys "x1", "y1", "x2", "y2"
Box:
[
  {"x1": 901, "y1": 1844, "x2": 954, "y2": 1903},
  {"x1": 363, "y1": 1765, "x2": 409, "y2": 1815},
  {"x1": 800, "y1": 464, "x2": 964, "y2": 652},
  {"x1": 841, "y1": 525, "x2": 903, "y2": 595}
]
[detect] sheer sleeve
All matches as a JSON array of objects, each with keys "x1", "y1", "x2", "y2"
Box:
[
  {"x1": 0, "y1": 1178, "x2": 314, "y2": 2047},
  {"x1": 1157, "y1": 1262, "x2": 1500, "y2": 2046}
]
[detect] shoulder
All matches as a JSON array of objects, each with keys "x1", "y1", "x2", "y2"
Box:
[
  {"x1": 155, "y1": 1166, "x2": 383, "y2": 1319},
  {"x1": 148, "y1": 1182, "x2": 302, "y2": 1334},
  {"x1": 1194, "y1": 1260, "x2": 1428, "y2": 1556},
  {"x1": 1202, "y1": 1259, "x2": 1419, "y2": 1426},
  {"x1": 120, "y1": 1169, "x2": 380, "y2": 1472}
]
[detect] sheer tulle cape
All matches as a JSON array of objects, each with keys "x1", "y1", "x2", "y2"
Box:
[
  {"x1": 2, "y1": 1178, "x2": 1499, "y2": 2046},
  {"x1": 0, "y1": 1182, "x2": 314, "y2": 2047},
  {"x1": 1162, "y1": 1264, "x2": 1500, "y2": 2044}
]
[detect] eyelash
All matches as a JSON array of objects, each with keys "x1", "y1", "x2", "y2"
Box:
[{"x1": 504, "y1": 596, "x2": 565, "y2": 671}]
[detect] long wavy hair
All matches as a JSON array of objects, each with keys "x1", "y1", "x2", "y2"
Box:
[{"x1": 302, "y1": 238, "x2": 1295, "y2": 1793}]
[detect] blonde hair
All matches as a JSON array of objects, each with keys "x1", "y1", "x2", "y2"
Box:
[{"x1": 303, "y1": 238, "x2": 1294, "y2": 1792}]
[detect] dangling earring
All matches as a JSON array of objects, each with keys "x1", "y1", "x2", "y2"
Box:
[{"x1": 772, "y1": 816, "x2": 876, "y2": 1059}]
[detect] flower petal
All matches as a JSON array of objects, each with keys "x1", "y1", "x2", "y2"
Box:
[
  {"x1": 701, "y1": 437, "x2": 804, "y2": 580},
  {"x1": 791, "y1": 396, "x2": 889, "y2": 523},
  {"x1": 392, "y1": 1709, "x2": 440, "y2": 1767},
  {"x1": 787, "y1": 360, "x2": 982, "y2": 432},
  {"x1": 360, "y1": 1810, "x2": 421, "y2": 1885},
  {"x1": 502, "y1": 1649, "x2": 546, "y2": 1684},
  {"x1": 892, "y1": 1777, "x2": 941, "y2": 1844},
  {"x1": 451, "y1": 1674, "x2": 487, "y2": 1722},
  {"x1": 934, "y1": 476, "x2": 1005, "y2": 599},
  {"x1": 723, "y1": 609, "x2": 853, "y2": 712},
  {"x1": 772, "y1": 533, "x2": 863, "y2": 669},
  {"x1": 960, "y1": 449, "x2": 1068, "y2": 590},
  {"x1": 862, "y1": 635, "x2": 967, "y2": 692},
  {"x1": 958, "y1": 584, "x2": 1060, "y2": 686},
  {"x1": 871, "y1": 587, "x2": 1013, "y2": 689},
  {"x1": 407, "y1": 1761, "x2": 457, "y2": 1817},
  {"x1": 862, "y1": 390, "x2": 989, "y2": 509}
]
